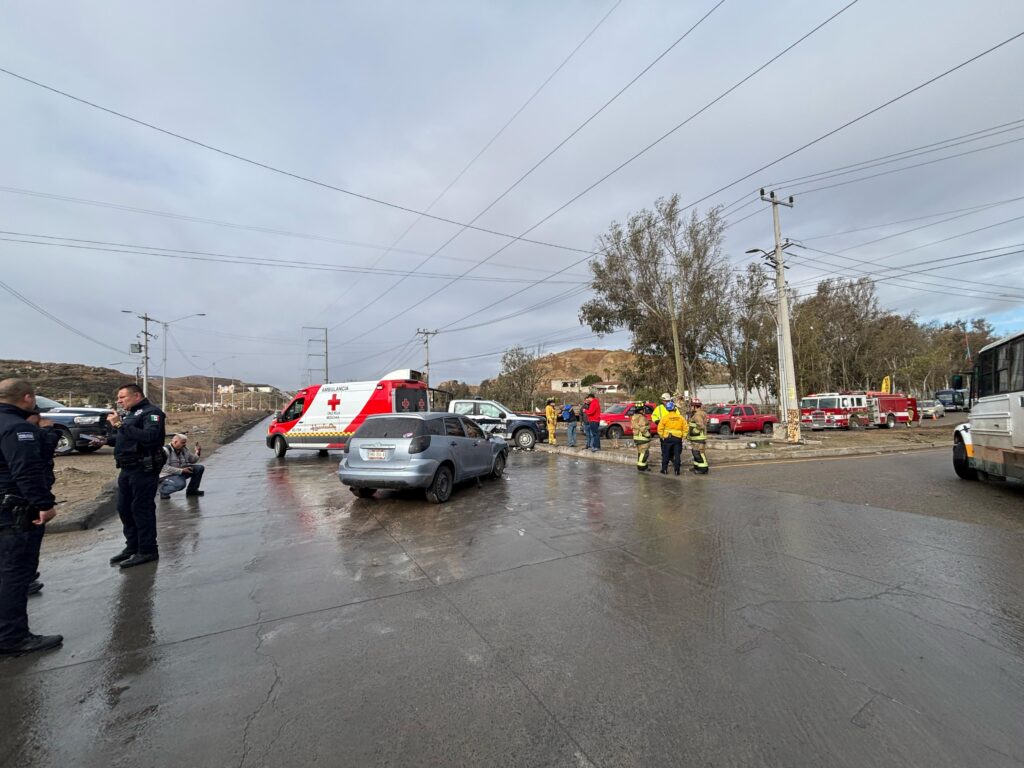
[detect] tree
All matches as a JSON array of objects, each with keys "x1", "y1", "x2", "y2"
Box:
[
  {"x1": 580, "y1": 374, "x2": 603, "y2": 387},
  {"x1": 580, "y1": 196, "x2": 727, "y2": 394},
  {"x1": 480, "y1": 346, "x2": 551, "y2": 411},
  {"x1": 710, "y1": 263, "x2": 775, "y2": 402},
  {"x1": 435, "y1": 379, "x2": 472, "y2": 399}
]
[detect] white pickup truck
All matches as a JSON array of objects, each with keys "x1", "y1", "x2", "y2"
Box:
[{"x1": 448, "y1": 399, "x2": 548, "y2": 450}]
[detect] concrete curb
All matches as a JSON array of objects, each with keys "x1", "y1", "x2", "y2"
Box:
[
  {"x1": 535, "y1": 439, "x2": 948, "y2": 467},
  {"x1": 48, "y1": 413, "x2": 269, "y2": 534}
]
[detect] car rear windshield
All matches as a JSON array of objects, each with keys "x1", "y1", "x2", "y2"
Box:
[{"x1": 355, "y1": 417, "x2": 426, "y2": 438}]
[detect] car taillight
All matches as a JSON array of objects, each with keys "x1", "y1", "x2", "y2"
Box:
[{"x1": 408, "y1": 435, "x2": 430, "y2": 454}]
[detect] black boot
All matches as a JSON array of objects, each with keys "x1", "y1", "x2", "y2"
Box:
[
  {"x1": 27, "y1": 581, "x2": 43, "y2": 596},
  {"x1": 0, "y1": 633, "x2": 64, "y2": 656},
  {"x1": 109, "y1": 548, "x2": 136, "y2": 565},
  {"x1": 120, "y1": 552, "x2": 159, "y2": 569}
]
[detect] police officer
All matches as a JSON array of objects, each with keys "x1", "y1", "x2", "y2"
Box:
[
  {"x1": 0, "y1": 378, "x2": 63, "y2": 655},
  {"x1": 103, "y1": 384, "x2": 166, "y2": 569}
]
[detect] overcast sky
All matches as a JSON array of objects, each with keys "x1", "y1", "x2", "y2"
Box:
[{"x1": 1, "y1": 0, "x2": 1022, "y2": 391}]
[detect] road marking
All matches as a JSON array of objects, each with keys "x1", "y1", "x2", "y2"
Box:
[{"x1": 715, "y1": 447, "x2": 946, "y2": 469}]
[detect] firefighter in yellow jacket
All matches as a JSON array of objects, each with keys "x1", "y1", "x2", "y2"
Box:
[
  {"x1": 545, "y1": 398, "x2": 558, "y2": 445},
  {"x1": 630, "y1": 404, "x2": 653, "y2": 472},
  {"x1": 657, "y1": 399, "x2": 687, "y2": 475},
  {"x1": 687, "y1": 398, "x2": 709, "y2": 474}
]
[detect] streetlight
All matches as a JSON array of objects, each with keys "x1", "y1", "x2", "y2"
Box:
[{"x1": 156, "y1": 313, "x2": 206, "y2": 413}]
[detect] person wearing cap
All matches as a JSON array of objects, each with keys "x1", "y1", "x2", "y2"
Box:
[
  {"x1": 651, "y1": 392, "x2": 671, "y2": 461},
  {"x1": 657, "y1": 399, "x2": 688, "y2": 475},
  {"x1": 687, "y1": 399, "x2": 709, "y2": 474},
  {"x1": 630, "y1": 403, "x2": 653, "y2": 472},
  {"x1": 544, "y1": 398, "x2": 558, "y2": 446}
]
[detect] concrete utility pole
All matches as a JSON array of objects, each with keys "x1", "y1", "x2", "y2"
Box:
[
  {"x1": 303, "y1": 327, "x2": 329, "y2": 382},
  {"x1": 416, "y1": 329, "x2": 439, "y2": 387},
  {"x1": 759, "y1": 189, "x2": 801, "y2": 444}
]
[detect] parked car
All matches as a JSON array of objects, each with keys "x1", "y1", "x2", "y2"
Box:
[
  {"x1": 35, "y1": 395, "x2": 113, "y2": 455},
  {"x1": 599, "y1": 402, "x2": 655, "y2": 439},
  {"x1": 706, "y1": 404, "x2": 778, "y2": 435},
  {"x1": 337, "y1": 412, "x2": 508, "y2": 503},
  {"x1": 448, "y1": 398, "x2": 547, "y2": 450},
  {"x1": 917, "y1": 399, "x2": 945, "y2": 419},
  {"x1": 935, "y1": 389, "x2": 965, "y2": 412}
]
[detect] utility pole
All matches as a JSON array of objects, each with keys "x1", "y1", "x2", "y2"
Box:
[
  {"x1": 760, "y1": 189, "x2": 801, "y2": 444},
  {"x1": 123, "y1": 311, "x2": 156, "y2": 398},
  {"x1": 416, "y1": 329, "x2": 439, "y2": 387},
  {"x1": 303, "y1": 326, "x2": 329, "y2": 382}
]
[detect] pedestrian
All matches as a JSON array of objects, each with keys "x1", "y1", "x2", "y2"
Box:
[
  {"x1": 562, "y1": 401, "x2": 578, "y2": 447},
  {"x1": 24, "y1": 407, "x2": 60, "y2": 597},
  {"x1": 584, "y1": 392, "x2": 602, "y2": 451},
  {"x1": 651, "y1": 392, "x2": 671, "y2": 460},
  {"x1": 657, "y1": 398, "x2": 687, "y2": 475},
  {"x1": 0, "y1": 378, "x2": 62, "y2": 655},
  {"x1": 102, "y1": 384, "x2": 167, "y2": 569},
  {"x1": 630, "y1": 403, "x2": 653, "y2": 472},
  {"x1": 544, "y1": 398, "x2": 558, "y2": 446},
  {"x1": 687, "y1": 398, "x2": 709, "y2": 474},
  {"x1": 158, "y1": 433, "x2": 206, "y2": 499}
]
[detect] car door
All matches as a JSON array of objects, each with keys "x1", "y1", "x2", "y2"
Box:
[
  {"x1": 476, "y1": 402, "x2": 506, "y2": 437},
  {"x1": 742, "y1": 406, "x2": 755, "y2": 430},
  {"x1": 459, "y1": 417, "x2": 492, "y2": 476},
  {"x1": 443, "y1": 416, "x2": 473, "y2": 481}
]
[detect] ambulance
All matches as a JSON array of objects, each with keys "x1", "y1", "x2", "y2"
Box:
[{"x1": 267, "y1": 369, "x2": 430, "y2": 457}]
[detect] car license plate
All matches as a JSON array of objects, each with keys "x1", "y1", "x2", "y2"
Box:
[{"x1": 368, "y1": 448, "x2": 387, "y2": 460}]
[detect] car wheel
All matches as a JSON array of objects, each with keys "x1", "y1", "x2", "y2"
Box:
[
  {"x1": 607, "y1": 424, "x2": 624, "y2": 440},
  {"x1": 848, "y1": 416, "x2": 862, "y2": 430},
  {"x1": 514, "y1": 429, "x2": 536, "y2": 450},
  {"x1": 719, "y1": 423, "x2": 731, "y2": 436},
  {"x1": 885, "y1": 414, "x2": 896, "y2": 429},
  {"x1": 425, "y1": 465, "x2": 453, "y2": 504},
  {"x1": 761, "y1": 422, "x2": 774, "y2": 435},
  {"x1": 55, "y1": 428, "x2": 75, "y2": 456},
  {"x1": 352, "y1": 487, "x2": 377, "y2": 498},
  {"x1": 273, "y1": 436, "x2": 288, "y2": 458},
  {"x1": 952, "y1": 435, "x2": 977, "y2": 481},
  {"x1": 491, "y1": 452, "x2": 506, "y2": 479}
]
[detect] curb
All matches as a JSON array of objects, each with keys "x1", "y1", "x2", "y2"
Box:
[
  {"x1": 48, "y1": 414, "x2": 269, "y2": 534},
  {"x1": 535, "y1": 440, "x2": 948, "y2": 467}
]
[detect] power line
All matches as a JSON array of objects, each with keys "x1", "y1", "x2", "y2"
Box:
[
  {"x1": 675, "y1": 29, "x2": 1024, "y2": 213},
  {"x1": 0, "y1": 70, "x2": 601, "y2": 257},
  {"x1": 767, "y1": 117, "x2": 1024, "y2": 187},
  {"x1": 0, "y1": 231, "x2": 589, "y2": 286},
  {"x1": 312, "y1": 0, "x2": 622, "y2": 320},
  {"x1": 438, "y1": 25, "x2": 1024, "y2": 335},
  {"x1": 324, "y1": 0, "x2": 728, "y2": 334},
  {"x1": 0, "y1": 275, "x2": 126, "y2": 354},
  {"x1": 338, "y1": 1, "x2": 863, "y2": 343}
]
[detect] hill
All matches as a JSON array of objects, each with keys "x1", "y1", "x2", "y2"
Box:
[
  {"x1": 537, "y1": 348, "x2": 637, "y2": 383},
  {"x1": 0, "y1": 359, "x2": 272, "y2": 409}
]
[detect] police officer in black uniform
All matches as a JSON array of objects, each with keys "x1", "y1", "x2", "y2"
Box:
[
  {"x1": 0, "y1": 378, "x2": 63, "y2": 655},
  {"x1": 104, "y1": 384, "x2": 166, "y2": 569}
]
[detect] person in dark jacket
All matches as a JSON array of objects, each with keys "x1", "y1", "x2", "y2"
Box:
[
  {"x1": 24, "y1": 407, "x2": 60, "y2": 597},
  {"x1": 0, "y1": 378, "x2": 62, "y2": 655},
  {"x1": 102, "y1": 384, "x2": 166, "y2": 569}
]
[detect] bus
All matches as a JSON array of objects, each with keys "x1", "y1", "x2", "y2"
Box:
[{"x1": 952, "y1": 330, "x2": 1024, "y2": 482}]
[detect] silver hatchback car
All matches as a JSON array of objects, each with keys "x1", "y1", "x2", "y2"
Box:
[{"x1": 338, "y1": 412, "x2": 508, "y2": 503}]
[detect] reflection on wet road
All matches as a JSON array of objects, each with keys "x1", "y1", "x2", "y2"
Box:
[{"x1": 2, "y1": 421, "x2": 1022, "y2": 767}]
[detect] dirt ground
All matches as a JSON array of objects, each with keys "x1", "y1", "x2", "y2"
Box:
[{"x1": 50, "y1": 410, "x2": 268, "y2": 508}]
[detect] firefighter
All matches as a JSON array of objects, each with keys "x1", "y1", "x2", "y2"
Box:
[
  {"x1": 544, "y1": 398, "x2": 557, "y2": 446},
  {"x1": 651, "y1": 392, "x2": 671, "y2": 462},
  {"x1": 657, "y1": 399, "x2": 687, "y2": 475},
  {"x1": 630, "y1": 403, "x2": 653, "y2": 472},
  {"x1": 687, "y1": 398, "x2": 709, "y2": 474}
]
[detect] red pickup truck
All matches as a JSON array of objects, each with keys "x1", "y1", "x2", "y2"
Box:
[{"x1": 706, "y1": 405, "x2": 778, "y2": 435}]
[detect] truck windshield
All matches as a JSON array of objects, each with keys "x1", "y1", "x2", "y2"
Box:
[
  {"x1": 819, "y1": 397, "x2": 838, "y2": 409},
  {"x1": 800, "y1": 398, "x2": 817, "y2": 409},
  {"x1": 605, "y1": 403, "x2": 627, "y2": 415}
]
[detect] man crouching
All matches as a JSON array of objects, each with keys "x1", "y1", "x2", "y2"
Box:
[{"x1": 159, "y1": 434, "x2": 205, "y2": 500}]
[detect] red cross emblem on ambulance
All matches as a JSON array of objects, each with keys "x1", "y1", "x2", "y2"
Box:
[{"x1": 327, "y1": 394, "x2": 341, "y2": 411}]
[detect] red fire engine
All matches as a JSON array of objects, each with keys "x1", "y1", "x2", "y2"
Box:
[{"x1": 800, "y1": 391, "x2": 917, "y2": 430}]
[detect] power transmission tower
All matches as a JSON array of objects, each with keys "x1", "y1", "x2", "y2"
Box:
[
  {"x1": 416, "y1": 329, "x2": 439, "y2": 387},
  {"x1": 759, "y1": 189, "x2": 801, "y2": 444},
  {"x1": 302, "y1": 326, "x2": 329, "y2": 382}
]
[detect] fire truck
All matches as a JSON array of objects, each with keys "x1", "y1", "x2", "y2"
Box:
[{"x1": 800, "y1": 391, "x2": 917, "y2": 430}]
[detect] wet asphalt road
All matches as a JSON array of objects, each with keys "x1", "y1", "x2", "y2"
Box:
[{"x1": 2, "y1": 420, "x2": 1022, "y2": 767}]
